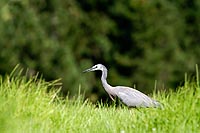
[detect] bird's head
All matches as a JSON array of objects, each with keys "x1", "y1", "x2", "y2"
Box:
[{"x1": 83, "y1": 64, "x2": 105, "y2": 73}]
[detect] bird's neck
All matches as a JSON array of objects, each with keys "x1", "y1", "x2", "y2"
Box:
[{"x1": 101, "y1": 68, "x2": 115, "y2": 95}]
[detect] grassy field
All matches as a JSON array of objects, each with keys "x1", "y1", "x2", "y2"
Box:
[{"x1": 0, "y1": 72, "x2": 200, "y2": 133}]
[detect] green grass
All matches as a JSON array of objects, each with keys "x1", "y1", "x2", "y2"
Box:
[{"x1": 0, "y1": 73, "x2": 199, "y2": 133}]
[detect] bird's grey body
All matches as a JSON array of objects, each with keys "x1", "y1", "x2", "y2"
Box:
[{"x1": 83, "y1": 64, "x2": 160, "y2": 108}]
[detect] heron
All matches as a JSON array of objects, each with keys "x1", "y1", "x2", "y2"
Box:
[{"x1": 83, "y1": 64, "x2": 161, "y2": 108}]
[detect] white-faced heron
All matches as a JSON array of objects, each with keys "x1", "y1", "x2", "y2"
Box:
[{"x1": 83, "y1": 64, "x2": 161, "y2": 108}]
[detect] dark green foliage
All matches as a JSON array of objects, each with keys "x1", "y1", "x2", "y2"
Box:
[{"x1": 0, "y1": 0, "x2": 199, "y2": 101}]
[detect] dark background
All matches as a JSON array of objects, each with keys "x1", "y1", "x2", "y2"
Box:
[{"x1": 0, "y1": 0, "x2": 199, "y2": 102}]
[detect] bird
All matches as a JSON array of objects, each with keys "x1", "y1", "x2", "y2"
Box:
[{"x1": 83, "y1": 64, "x2": 161, "y2": 108}]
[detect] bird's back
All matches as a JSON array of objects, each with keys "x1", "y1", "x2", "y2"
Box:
[{"x1": 113, "y1": 86, "x2": 160, "y2": 107}]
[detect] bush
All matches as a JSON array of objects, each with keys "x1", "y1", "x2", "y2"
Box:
[{"x1": 0, "y1": 0, "x2": 199, "y2": 101}]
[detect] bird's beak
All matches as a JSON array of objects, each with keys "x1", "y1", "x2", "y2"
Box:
[{"x1": 83, "y1": 67, "x2": 94, "y2": 73}]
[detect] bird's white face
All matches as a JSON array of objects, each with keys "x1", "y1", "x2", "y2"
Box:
[
  {"x1": 83, "y1": 64, "x2": 104, "y2": 72},
  {"x1": 92, "y1": 64, "x2": 104, "y2": 71}
]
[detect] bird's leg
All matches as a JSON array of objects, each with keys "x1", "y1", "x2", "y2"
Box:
[{"x1": 109, "y1": 94, "x2": 115, "y2": 101}]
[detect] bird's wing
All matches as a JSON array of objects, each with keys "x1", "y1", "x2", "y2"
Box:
[{"x1": 114, "y1": 86, "x2": 156, "y2": 107}]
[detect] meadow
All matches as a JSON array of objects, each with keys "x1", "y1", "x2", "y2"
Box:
[{"x1": 0, "y1": 70, "x2": 199, "y2": 133}]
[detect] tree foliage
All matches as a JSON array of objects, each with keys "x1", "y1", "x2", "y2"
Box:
[{"x1": 0, "y1": 0, "x2": 199, "y2": 101}]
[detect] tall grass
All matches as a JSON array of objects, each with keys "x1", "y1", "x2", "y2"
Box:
[{"x1": 0, "y1": 70, "x2": 199, "y2": 133}]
